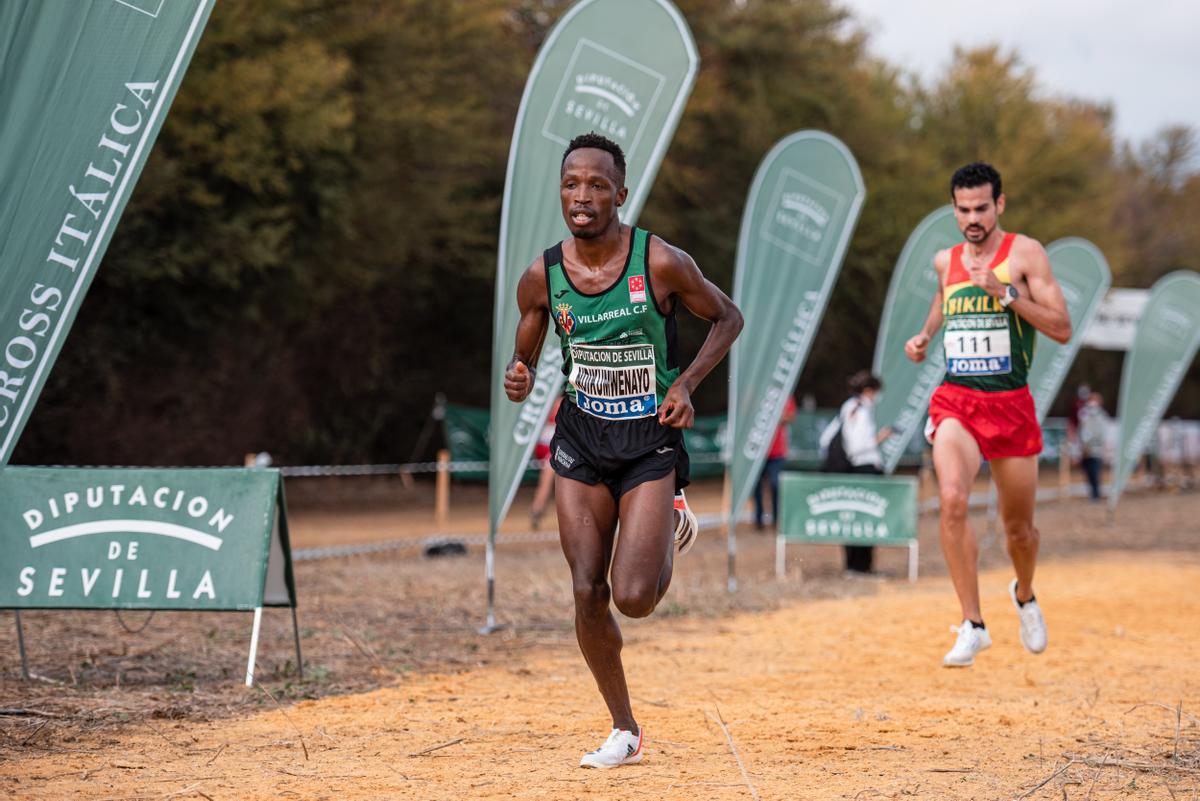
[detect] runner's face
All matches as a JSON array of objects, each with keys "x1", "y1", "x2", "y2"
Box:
[
  {"x1": 560, "y1": 149, "x2": 626, "y2": 240},
  {"x1": 952, "y1": 184, "x2": 1004, "y2": 244}
]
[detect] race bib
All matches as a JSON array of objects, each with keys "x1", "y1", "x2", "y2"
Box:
[
  {"x1": 944, "y1": 314, "x2": 1012, "y2": 377},
  {"x1": 569, "y1": 343, "x2": 657, "y2": 420}
]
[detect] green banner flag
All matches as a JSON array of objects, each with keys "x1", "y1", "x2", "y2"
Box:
[
  {"x1": 0, "y1": 0, "x2": 216, "y2": 465},
  {"x1": 726, "y1": 131, "x2": 865, "y2": 590},
  {"x1": 872, "y1": 206, "x2": 960, "y2": 474},
  {"x1": 1028, "y1": 239, "x2": 1112, "y2": 421},
  {"x1": 1109, "y1": 271, "x2": 1200, "y2": 511},
  {"x1": 484, "y1": 0, "x2": 698, "y2": 625}
]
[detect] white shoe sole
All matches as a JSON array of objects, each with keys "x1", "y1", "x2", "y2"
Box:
[{"x1": 580, "y1": 752, "x2": 643, "y2": 769}]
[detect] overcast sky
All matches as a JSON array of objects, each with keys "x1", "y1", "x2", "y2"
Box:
[{"x1": 841, "y1": 0, "x2": 1197, "y2": 148}]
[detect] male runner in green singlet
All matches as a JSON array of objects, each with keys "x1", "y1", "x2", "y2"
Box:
[
  {"x1": 504, "y1": 132, "x2": 742, "y2": 767},
  {"x1": 904, "y1": 163, "x2": 1072, "y2": 667}
]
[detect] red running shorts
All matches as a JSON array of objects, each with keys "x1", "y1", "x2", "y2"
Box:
[{"x1": 926, "y1": 382, "x2": 1043, "y2": 460}]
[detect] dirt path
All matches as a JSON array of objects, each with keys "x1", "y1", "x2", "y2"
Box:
[{"x1": 6, "y1": 554, "x2": 1198, "y2": 800}]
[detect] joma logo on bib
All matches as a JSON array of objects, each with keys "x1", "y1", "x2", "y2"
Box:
[
  {"x1": 945, "y1": 314, "x2": 1012, "y2": 377},
  {"x1": 570, "y1": 343, "x2": 657, "y2": 420}
]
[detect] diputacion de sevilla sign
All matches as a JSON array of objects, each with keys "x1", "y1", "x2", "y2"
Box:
[{"x1": 0, "y1": 467, "x2": 294, "y2": 611}]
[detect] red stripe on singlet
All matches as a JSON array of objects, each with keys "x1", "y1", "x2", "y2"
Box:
[{"x1": 947, "y1": 232, "x2": 1016, "y2": 285}]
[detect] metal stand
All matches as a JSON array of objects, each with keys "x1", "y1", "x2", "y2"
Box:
[
  {"x1": 478, "y1": 532, "x2": 503, "y2": 634},
  {"x1": 290, "y1": 606, "x2": 304, "y2": 679},
  {"x1": 908, "y1": 541, "x2": 919, "y2": 583},
  {"x1": 14, "y1": 611, "x2": 29, "y2": 680},
  {"x1": 245, "y1": 607, "x2": 263, "y2": 687},
  {"x1": 775, "y1": 534, "x2": 785, "y2": 579}
]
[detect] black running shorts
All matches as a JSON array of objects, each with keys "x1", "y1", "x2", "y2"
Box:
[{"x1": 549, "y1": 399, "x2": 691, "y2": 499}]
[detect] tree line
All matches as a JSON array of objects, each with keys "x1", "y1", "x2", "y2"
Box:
[{"x1": 16, "y1": 0, "x2": 1198, "y2": 466}]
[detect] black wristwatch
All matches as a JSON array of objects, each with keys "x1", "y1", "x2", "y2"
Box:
[{"x1": 999, "y1": 284, "x2": 1019, "y2": 308}]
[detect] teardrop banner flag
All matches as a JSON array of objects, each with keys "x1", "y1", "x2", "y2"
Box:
[
  {"x1": 485, "y1": 0, "x2": 698, "y2": 627},
  {"x1": 872, "y1": 206, "x2": 960, "y2": 474},
  {"x1": 725, "y1": 131, "x2": 865, "y2": 591},
  {"x1": 0, "y1": 0, "x2": 216, "y2": 465},
  {"x1": 1109, "y1": 271, "x2": 1200, "y2": 511},
  {"x1": 1028, "y1": 238, "x2": 1112, "y2": 421}
]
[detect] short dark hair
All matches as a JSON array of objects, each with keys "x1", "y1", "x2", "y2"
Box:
[
  {"x1": 848, "y1": 370, "x2": 882, "y2": 395},
  {"x1": 562, "y1": 132, "x2": 626, "y2": 185},
  {"x1": 950, "y1": 162, "x2": 1002, "y2": 201}
]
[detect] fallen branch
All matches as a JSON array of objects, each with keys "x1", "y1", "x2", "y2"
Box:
[
  {"x1": 409, "y1": 737, "x2": 464, "y2": 757},
  {"x1": 204, "y1": 743, "x2": 226, "y2": 766},
  {"x1": 1063, "y1": 753, "x2": 1200, "y2": 775},
  {"x1": 254, "y1": 683, "x2": 309, "y2": 761},
  {"x1": 706, "y1": 706, "x2": 760, "y2": 801},
  {"x1": 1014, "y1": 758, "x2": 1077, "y2": 800},
  {"x1": 0, "y1": 708, "x2": 64, "y2": 718},
  {"x1": 1083, "y1": 752, "x2": 1109, "y2": 801},
  {"x1": 19, "y1": 720, "x2": 49, "y2": 746}
]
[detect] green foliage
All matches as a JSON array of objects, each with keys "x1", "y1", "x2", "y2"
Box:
[{"x1": 15, "y1": 0, "x2": 1198, "y2": 465}]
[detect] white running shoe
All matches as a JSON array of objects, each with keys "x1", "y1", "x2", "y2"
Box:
[
  {"x1": 943, "y1": 621, "x2": 992, "y2": 667},
  {"x1": 673, "y1": 491, "x2": 698, "y2": 554},
  {"x1": 1009, "y1": 579, "x2": 1048, "y2": 654},
  {"x1": 579, "y1": 727, "x2": 643, "y2": 769}
]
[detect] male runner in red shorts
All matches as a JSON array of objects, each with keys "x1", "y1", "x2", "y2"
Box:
[{"x1": 904, "y1": 163, "x2": 1071, "y2": 667}]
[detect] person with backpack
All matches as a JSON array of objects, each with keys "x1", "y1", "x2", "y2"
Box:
[{"x1": 819, "y1": 371, "x2": 892, "y2": 574}]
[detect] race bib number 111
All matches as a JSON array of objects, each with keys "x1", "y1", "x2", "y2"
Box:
[{"x1": 945, "y1": 314, "x2": 1012, "y2": 376}]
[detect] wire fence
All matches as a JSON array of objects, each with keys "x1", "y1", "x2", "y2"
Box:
[{"x1": 276, "y1": 451, "x2": 728, "y2": 479}]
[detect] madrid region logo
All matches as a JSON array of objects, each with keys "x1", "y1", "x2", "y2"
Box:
[{"x1": 557, "y1": 303, "x2": 578, "y2": 336}]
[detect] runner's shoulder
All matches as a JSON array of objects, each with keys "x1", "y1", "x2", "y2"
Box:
[
  {"x1": 1008, "y1": 233, "x2": 1050, "y2": 273},
  {"x1": 1010, "y1": 233, "x2": 1047, "y2": 259},
  {"x1": 517, "y1": 254, "x2": 549, "y2": 305},
  {"x1": 647, "y1": 233, "x2": 700, "y2": 281},
  {"x1": 932, "y1": 247, "x2": 953, "y2": 278}
]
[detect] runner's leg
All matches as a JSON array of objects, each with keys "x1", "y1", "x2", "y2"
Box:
[
  {"x1": 610, "y1": 472, "x2": 676, "y2": 617},
  {"x1": 990, "y1": 455, "x2": 1039, "y2": 602},
  {"x1": 555, "y1": 475, "x2": 635, "y2": 731},
  {"x1": 932, "y1": 418, "x2": 984, "y2": 622}
]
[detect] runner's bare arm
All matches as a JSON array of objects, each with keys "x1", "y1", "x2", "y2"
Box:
[
  {"x1": 1011, "y1": 237, "x2": 1071, "y2": 343},
  {"x1": 505, "y1": 259, "x2": 550, "y2": 402},
  {"x1": 648, "y1": 236, "x2": 743, "y2": 429},
  {"x1": 905, "y1": 250, "x2": 948, "y2": 363},
  {"x1": 967, "y1": 237, "x2": 1071, "y2": 344}
]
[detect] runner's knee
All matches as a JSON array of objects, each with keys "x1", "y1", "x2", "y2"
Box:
[
  {"x1": 572, "y1": 577, "x2": 611, "y2": 616},
  {"x1": 611, "y1": 581, "x2": 657, "y2": 619},
  {"x1": 939, "y1": 484, "x2": 971, "y2": 522},
  {"x1": 1004, "y1": 519, "x2": 1038, "y2": 547}
]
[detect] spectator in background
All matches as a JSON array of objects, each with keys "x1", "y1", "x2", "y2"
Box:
[
  {"x1": 530, "y1": 396, "x2": 562, "y2": 530},
  {"x1": 1068, "y1": 383, "x2": 1091, "y2": 447},
  {"x1": 1077, "y1": 391, "x2": 1110, "y2": 501},
  {"x1": 820, "y1": 371, "x2": 892, "y2": 575},
  {"x1": 754, "y1": 394, "x2": 798, "y2": 530}
]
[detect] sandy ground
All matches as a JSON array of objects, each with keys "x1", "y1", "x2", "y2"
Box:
[{"x1": 5, "y1": 554, "x2": 1198, "y2": 800}]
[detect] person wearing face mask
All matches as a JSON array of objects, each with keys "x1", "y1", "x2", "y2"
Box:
[{"x1": 820, "y1": 370, "x2": 892, "y2": 574}]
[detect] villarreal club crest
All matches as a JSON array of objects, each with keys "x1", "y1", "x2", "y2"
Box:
[{"x1": 556, "y1": 303, "x2": 577, "y2": 336}]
